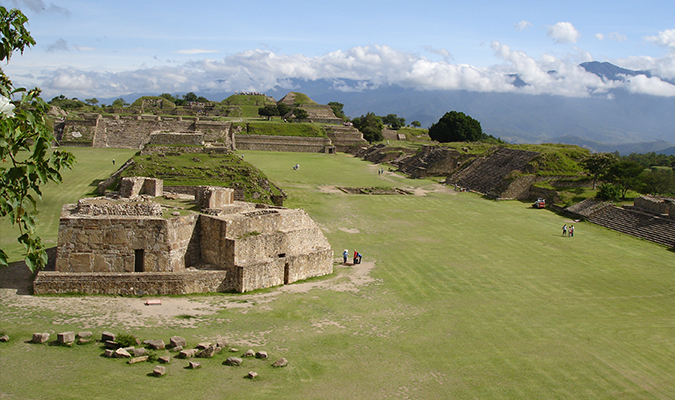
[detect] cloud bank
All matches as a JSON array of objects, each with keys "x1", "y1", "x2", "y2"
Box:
[{"x1": 27, "y1": 34, "x2": 675, "y2": 100}]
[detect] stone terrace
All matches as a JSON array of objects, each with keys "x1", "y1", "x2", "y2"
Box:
[
  {"x1": 448, "y1": 148, "x2": 540, "y2": 197},
  {"x1": 587, "y1": 206, "x2": 675, "y2": 247},
  {"x1": 324, "y1": 125, "x2": 368, "y2": 152}
]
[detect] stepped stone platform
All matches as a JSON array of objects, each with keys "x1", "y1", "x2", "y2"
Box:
[
  {"x1": 448, "y1": 148, "x2": 540, "y2": 198},
  {"x1": 566, "y1": 196, "x2": 675, "y2": 247},
  {"x1": 324, "y1": 125, "x2": 368, "y2": 152},
  {"x1": 587, "y1": 206, "x2": 675, "y2": 247}
]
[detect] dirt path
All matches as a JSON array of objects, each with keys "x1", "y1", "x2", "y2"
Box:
[{"x1": 0, "y1": 260, "x2": 380, "y2": 330}]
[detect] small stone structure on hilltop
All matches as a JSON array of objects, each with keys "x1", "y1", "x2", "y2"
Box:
[{"x1": 34, "y1": 177, "x2": 333, "y2": 295}]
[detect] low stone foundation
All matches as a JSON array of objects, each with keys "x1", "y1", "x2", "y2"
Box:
[{"x1": 33, "y1": 270, "x2": 232, "y2": 295}]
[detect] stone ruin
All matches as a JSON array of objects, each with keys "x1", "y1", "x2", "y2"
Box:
[{"x1": 33, "y1": 177, "x2": 333, "y2": 295}]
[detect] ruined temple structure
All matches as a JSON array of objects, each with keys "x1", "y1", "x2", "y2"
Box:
[{"x1": 33, "y1": 177, "x2": 333, "y2": 295}]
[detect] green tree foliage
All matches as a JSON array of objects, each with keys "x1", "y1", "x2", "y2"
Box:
[
  {"x1": 638, "y1": 168, "x2": 675, "y2": 195},
  {"x1": 48, "y1": 95, "x2": 85, "y2": 110},
  {"x1": 581, "y1": 152, "x2": 615, "y2": 189},
  {"x1": 258, "y1": 104, "x2": 279, "y2": 120},
  {"x1": 159, "y1": 93, "x2": 177, "y2": 103},
  {"x1": 293, "y1": 108, "x2": 309, "y2": 120},
  {"x1": 382, "y1": 114, "x2": 405, "y2": 130},
  {"x1": 601, "y1": 160, "x2": 644, "y2": 199},
  {"x1": 411, "y1": 120, "x2": 421, "y2": 128},
  {"x1": 352, "y1": 112, "x2": 383, "y2": 143},
  {"x1": 0, "y1": 7, "x2": 75, "y2": 270},
  {"x1": 596, "y1": 183, "x2": 622, "y2": 201},
  {"x1": 112, "y1": 97, "x2": 128, "y2": 108},
  {"x1": 183, "y1": 92, "x2": 198, "y2": 102},
  {"x1": 84, "y1": 98, "x2": 98, "y2": 106},
  {"x1": 328, "y1": 101, "x2": 346, "y2": 120},
  {"x1": 276, "y1": 103, "x2": 291, "y2": 117},
  {"x1": 428, "y1": 111, "x2": 488, "y2": 143}
]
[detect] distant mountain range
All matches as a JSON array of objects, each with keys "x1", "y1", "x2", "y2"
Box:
[{"x1": 107, "y1": 62, "x2": 675, "y2": 155}]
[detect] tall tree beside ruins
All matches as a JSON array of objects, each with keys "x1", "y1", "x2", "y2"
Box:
[
  {"x1": 581, "y1": 152, "x2": 615, "y2": 189},
  {"x1": 0, "y1": 7, "x2": 75, "y2": 271},
  {"x1": 428, "y1": 111, "x2": 485, "y2": 143}
]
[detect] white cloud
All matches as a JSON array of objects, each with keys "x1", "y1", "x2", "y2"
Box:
[
  {"x1": 547, "y1": 22, "x2": 580, "y2": 44},
  {"x1": 28, "y1": 43, "x2": 675, "y2": 99},
  {"x1": 645, "y1": 29, "x2": 675, "y2": 49},
  {"x1": 175, "y1": 49, "x2": 219, "y2": 55},
  {"x1": 608, "y1": 32, "x2": 627, "y2": 42},
  {"x1": 515, "y1": 20, "x2": 532, "y2": 31},
  {"x1": 422, "y1": 46, "x2": 453, "y2": 62},
  {"x1": 595, "y1": 33, "x2": 604, "y2": 41}
]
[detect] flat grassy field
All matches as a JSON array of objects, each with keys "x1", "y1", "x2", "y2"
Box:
[
  {"x1": 1, "y1": 149, "x2": 674, "y2": 399},
  {"x1": 0, "y1": 147, "x2": 138, "y2": 262}
]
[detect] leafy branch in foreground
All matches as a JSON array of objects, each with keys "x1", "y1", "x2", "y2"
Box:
[{"x1": 0, "y1": 6, "x2": 75, "y2": 271}]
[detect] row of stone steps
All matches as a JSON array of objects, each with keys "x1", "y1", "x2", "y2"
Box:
[
  {"x1": 448, "y1": 148, "x2": 540, "y2": 196},
  {"x1": 587, "y1": 206, "x2": 675, "y2": 247}
]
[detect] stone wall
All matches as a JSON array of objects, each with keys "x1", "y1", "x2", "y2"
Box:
[
  {"x1": 234, "y1": 134, "x2": 332, "y2": 152},
  {"x1": 148, "y1": 132, "x2": 204, "y2": 146},
  {"x1": 167, "y1": 214, "x2": 201, "y2": 270},
  {"x1": 58, "y1": 115, "x2": 234, "y2": 150},
  {"x1": 33, "y1": 270, "x2": 231, "y2": 295},
  {"x1": 634, "y1": 195, "x2": 675, "y2": 217},
  {"x1": 499, "y1": 175, "x2": 538, "y2": 200},
  {"x1": 119, "y1": 177, "x2": 163, "y2": 198},
  {"x1": 56, "y1": 208, "x2": 172, "y2": 273}
]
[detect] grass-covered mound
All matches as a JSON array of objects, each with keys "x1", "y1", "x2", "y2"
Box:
[
  {"x1": 233, "y1": 121, "x2": 327, "y2": 137},
  {"x1": 121, "y1": 152, "x2": 283, "y2": 204}
]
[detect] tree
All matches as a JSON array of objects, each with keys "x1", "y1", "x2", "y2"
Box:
[
  {"x1": 159, "y1": 93, "x2": 176, "y2": 103},
  {"x1": 411, "y1": 120, "x2": 421, "y2": 128},
  {"x1": 84, "y1": 98, "x2": 98, "y2": 106},
  {"x1": 428, "y1": 111, "x2": 484, "y2": 143},
  {"x1": 112, "y1": 97, "x2": 128, "y2": 108},
  {"x1": 596, "y1": 183, "x2": 621, "y2": 201},
  {"x1": 0, "y1": 7, "x2": 75, "y2": 271},
  {"x1": 183, "y1": 92, "x2": 198, "y2": 102},
  {"x1": 602, "y1": 160, "x2": 645, "y2": 199},
  {"x1": 293, "y1": 108, "x2": 309, "y2": 120},
  {"x1": 638, "y1": 168, "x2": 675, "y2": 196},
  {"x1": 352, "y1": 112, "x2": 383, "y2": 143},
  {"x1": 382, "y1": 114, "x2": 405, "y2": 130},
  {"x1": 581, "y1": 152, "x2": 614, "y2": 189},
  {"x1": 258, "y1": 104, "x2": 278, "y2": 120},
  {"x1": 276, "y1": 103, "x2": 291, "y2": 117},
  {"x1": 328, "y1": 101, "x2": 346, "y2": 120}
]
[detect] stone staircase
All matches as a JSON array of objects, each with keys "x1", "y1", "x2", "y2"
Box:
[
  {"x1": 324, "y1": 125, "x2": 368, "y2": 152},
  {"x1": 587, "y1": 205, "x2": 675, "y2": 247},
  {"x1": 448, "y1": 148, "x2": 540, "y2": 197}
]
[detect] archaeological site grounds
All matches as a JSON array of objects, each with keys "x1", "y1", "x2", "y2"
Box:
[{"x1": 1, "y1": 96, "x2": 675, "y2": 398}]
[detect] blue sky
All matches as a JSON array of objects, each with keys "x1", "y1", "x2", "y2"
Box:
[{"x1": 4, "y1": 0, "x2": 675, "y2": 100}]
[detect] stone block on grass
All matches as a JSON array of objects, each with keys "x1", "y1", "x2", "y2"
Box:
[
  {"x1": 128, "y1": 356, "x2": 148, "y2": 364},
  {"x1": 101, "y1": 332, "x2": 116, "y2": 342},
  {"x1": 32, "y1": 333, "x2": 49, "y2": 344},
  {"x1": 169, "y1": 336, "x2": 186, "y2": 349},
  {"x1": 144, "y1": 339, "x2": 165, "y2": 350},
  {"x1": 272, "y1": 358, "x2": 288, "y2": 368},
  {"x1": 152, "y1": 366, "x2": 166, "y2": 377},
  {"x1": 225, "y1": 357, "x2": 243, "y2": 366}
]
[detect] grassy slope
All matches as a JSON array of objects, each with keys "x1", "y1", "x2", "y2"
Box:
[
  {"x1": 0, "y1": 147, "x2": 138, "y2": 262},
  {"x1": 1, "y1": 149, "x2": 674, "y2": 399}
]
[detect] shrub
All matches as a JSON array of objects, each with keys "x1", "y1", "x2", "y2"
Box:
[
  {"x1": 116, "y1": 334, "x2": 138, "y2": 347},
  {"x1": 596, "y1": 183, "x2": 621, "y2": 201}
]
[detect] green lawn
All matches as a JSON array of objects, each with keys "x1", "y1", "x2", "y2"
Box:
[
  {"x1": 1, "y1": 149, "x2": 674, "y2": 399},
  {"x1": 0, "y1": 147, "x2": 138, "y2": 262}
]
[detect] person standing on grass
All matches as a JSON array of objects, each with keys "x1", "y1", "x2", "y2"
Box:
[
  {"x1": 343, "y1": 249, "x2": 348, "y2": 264},
  {"x1": 357, "y1": 252, "x2": 362, "y2": 264},
  {"x1": 562, "y1": 224, "x2": 567, "y2": 236},
  {"x1": 353, "y1": 249, "x2": 358, "y2": 265},
  {"x1": 569, "y1": 225, "x2": 574, "y2": 237}
]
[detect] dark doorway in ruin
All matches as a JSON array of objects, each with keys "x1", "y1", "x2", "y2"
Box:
[
  {"x1": 134, "y1": 249, "x2": 145, "y2": 272},
  {"x1": 284, "y1": 262, "x2": 290, "y2": 285}
]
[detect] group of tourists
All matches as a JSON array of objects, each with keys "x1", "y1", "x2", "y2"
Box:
[
  {"x1": 377, "y1": 168, "x2": 385, "y2": 175},
  {"x1": 343, "y1": 249, "x2": 362, "y2": 265},
  {"x1": 562, "y1": 224, "x2": 575, "y2": 237},
  {"x1": 292, "y1": 164, "x2": 300, "y2": 170}
]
